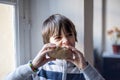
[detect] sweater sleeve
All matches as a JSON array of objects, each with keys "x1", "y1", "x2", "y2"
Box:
[
  {"x1": 5, "y1": 63, "x2": 37, "y2": 80},
  {"x1": 82, "y1": 64, "x2": 105, "y2": 80}
]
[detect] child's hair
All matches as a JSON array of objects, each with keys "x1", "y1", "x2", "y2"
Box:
[{"x1": 42, "y1": 14, "x2": 77, "y2": 44}]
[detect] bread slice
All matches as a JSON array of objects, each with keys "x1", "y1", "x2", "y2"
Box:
[{"x1": 48, "y1": 47, "x2": 73, "y2": 59}]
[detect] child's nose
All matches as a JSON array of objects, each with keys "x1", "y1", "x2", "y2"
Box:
[{"x1": 62, "y1": 37, "x2": 70, "y2": 45}]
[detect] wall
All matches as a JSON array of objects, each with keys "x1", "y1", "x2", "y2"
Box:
[
  {"x1": 30, "y1": 0, "x2": 50, "y2": 58},
  {"x1": 93, "y1": 0, "x2": 102, "y2": 53},
  {"x1": 106, "y1": 0, "x2": 120, "y2": 52}
]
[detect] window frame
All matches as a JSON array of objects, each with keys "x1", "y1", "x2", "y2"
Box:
[{"x1": 0, "y1": 0, "x2": 31, "y2": 67}]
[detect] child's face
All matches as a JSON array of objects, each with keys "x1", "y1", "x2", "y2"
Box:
[{"x1": 49, "y1": 30, "x2": 75, "y2": 47}]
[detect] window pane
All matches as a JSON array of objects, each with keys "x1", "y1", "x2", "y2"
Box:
[{"x1": 0, "y1": 3, "x2": 15, "y2": 79}]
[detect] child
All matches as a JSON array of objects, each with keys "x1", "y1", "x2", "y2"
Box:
[{"x1": 6, "y1": 14, "x2": 105, "y2": 80}]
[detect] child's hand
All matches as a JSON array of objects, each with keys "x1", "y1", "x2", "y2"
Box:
[
  {"x1": 65, "y1": 46, "x2": 88, "y2": 70},
  {"x1": 32, "y1": 43, "x2": 56, "y2": 68}
]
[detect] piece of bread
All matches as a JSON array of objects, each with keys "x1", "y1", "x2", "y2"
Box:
[{"x1": 48, "y1": 47, "x2": 73, "y2": 59}]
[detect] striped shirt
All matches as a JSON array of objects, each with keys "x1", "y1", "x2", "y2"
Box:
[{"x1": 37, "y1": 60, "x2": 85, "y2": 80}]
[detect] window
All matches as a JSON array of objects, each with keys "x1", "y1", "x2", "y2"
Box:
[{"x1": 0, "y1": 3, "x2": 15, "y2": 79}]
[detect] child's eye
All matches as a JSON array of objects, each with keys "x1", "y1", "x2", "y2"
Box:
[
  {"x1": 55, "y1": 36, "x2": 61, "y2": 40},
  {"x1": 68, "y1": 33, "x2": 73, "y2": 36}
]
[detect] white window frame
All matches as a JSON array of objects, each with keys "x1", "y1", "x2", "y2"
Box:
[
  {"x1": 0, "y1": 0, "x2": 31, "y2": 67},
  {"x1": 15, "y1": 0, "x2": 31, "y2": 67}
]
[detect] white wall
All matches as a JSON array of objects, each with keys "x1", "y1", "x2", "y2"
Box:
[
  {"x1": 30, "y1": 0, "x2": 50, "y2": 59},
  {"x1": 93, "y1": 0, "x2": 102, "y2": 53}
]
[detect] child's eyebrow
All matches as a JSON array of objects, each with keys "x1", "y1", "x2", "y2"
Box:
[
  {"x1": 53, "y1": 33, "x2": 73, "y2": 37},
  {"x1": 53, "y1": 34, "x2": 61, "y2": 37}
]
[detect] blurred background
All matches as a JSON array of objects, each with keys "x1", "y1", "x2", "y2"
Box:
[{"x1": 0, "y1": 0, "x2": 120, "y2": 80}]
